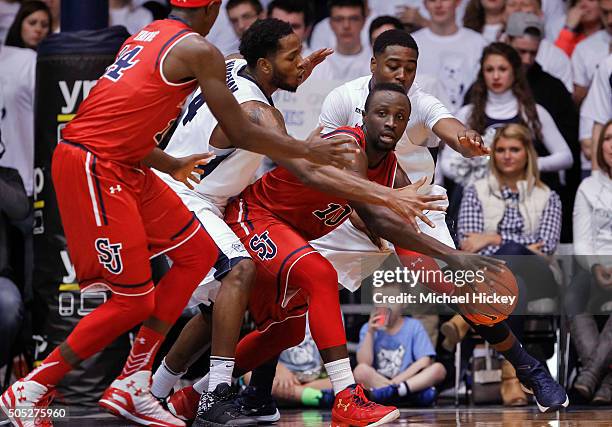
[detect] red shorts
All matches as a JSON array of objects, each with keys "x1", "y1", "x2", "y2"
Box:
[
  {"x1": 52, "y1": 141, "x2": 202, "y2": 296},
  {"x1": 226, "y1": 197, "x2": 328, "y2": 332}
]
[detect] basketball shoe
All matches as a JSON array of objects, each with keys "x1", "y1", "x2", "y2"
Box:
[
  {"x1": 167, "y1": 385, "x2": 199, "y2": 421},
  {"x1": 0, "y1": 378, "x2": 54, "y2": 427},
  {"x1": 331, "y1": 384, "x2": 399, "y2": 427},
  {"x1": 516, "y1": 361, "x2": 569, "y2": 412},
  {"x1": 235, "y1": 386, "x2": 280, "y2": 423},
  {"x1": 192, "y1": 383, "x2": 257, "y2": 426},
  {"x1": 98, "y1": 370, "x2": 185, "y2": 426}
]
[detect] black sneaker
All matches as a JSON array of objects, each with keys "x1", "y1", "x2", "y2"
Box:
[
  {"x1": 236, "y1": 386, "x2": 280, "y2": 423},
  {"x1": 193, "y1": 383, "x2": 258, "y2": 427},
  {"x1": 516, "y1": 361, "x2": 569, "y2": 413}
]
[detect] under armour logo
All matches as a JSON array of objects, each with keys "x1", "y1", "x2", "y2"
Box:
[
  {"x1": 16, "y1": 385, "x2": 26, "y2": 402},
  {"x1": 134, "y1": 387, "x2": 143, "y2": 396},
  {"x1": 110, "y1": 185, "x2": 122, "y2": 194},
  {"x1": 337, "y1": 399, "x2": 350, "y2": 412},
  {"x1": 137, "y1": 337, "x2": 146, "y2": 344},
  {"x1": 410, "y1": 257, "x2": 423, "y2": 268},
  {"x1": 126, "y1": 380, "x2": 136, "y2": 389}
]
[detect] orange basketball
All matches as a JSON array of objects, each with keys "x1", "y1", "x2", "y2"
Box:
[{"x1": 455, "y1": 265, "x2": 519, "y2": 325}]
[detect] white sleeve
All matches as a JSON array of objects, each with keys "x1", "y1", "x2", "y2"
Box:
[
  {"x1": 571, "y1": 44, "x2": 590, "y2": 88},
  {"x1": 535, "y1": 105, "x2": 574, "y2": 172},
  {"x1": 411, "y1": 85, "x2": 454, "y2": 131},
  {"x1": 582, "y1": 58, "x2": 612, "y2": 126},
  {"x1": 553, "y1": 48, "x2": 574, "y2": 93},
  {"x1": 319, "y1": 86, "x2": 352, "y2": 134},
  {"x1": 572, "y1": 181, "x2": 595, "y2": 271},
  {"x1": 439, "y1": 105, "x2": 472, "y2": 181}
]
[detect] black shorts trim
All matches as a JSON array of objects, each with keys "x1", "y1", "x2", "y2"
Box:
[{"x1": 213, "y1": 251, "x2": 250, "y2": 282}]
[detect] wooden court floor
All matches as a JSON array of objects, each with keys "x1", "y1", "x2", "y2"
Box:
[{"x1": 45, "y1": 405, "x2": 612, "y2": 426}]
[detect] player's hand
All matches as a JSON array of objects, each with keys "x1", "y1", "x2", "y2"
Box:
[
  {"x1": 300, "y1": 48, "x2": 334, "y2": 82},
  {"x1": 457, "y1": 129, "x2": 489, "y2": 158},
  {"x1": 444, "y1": 251, "x2": 506, "y2": 276},
  {"x1": 386, "y1": 177, "x2": 447, "y2": 231},
  {"x1": 303, "y1": 126, "x2": 359, "y2": 169},
  {"x1": 169, "y1": 152, "x2": 216, "y2": 190},
  {"x1": 594, "y1": 264, "x2": 612, "y2": 290},
  {"x1": 349, "y1": 211, "x2": 384, "y2": 250}
]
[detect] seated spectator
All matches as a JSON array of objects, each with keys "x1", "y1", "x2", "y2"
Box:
[
  {"x1": 571, "y1": 0, "x2": 611, "y2": 105},
  {"x1": 412, "y1": 0, "x2": 487, "y2": 111},
  {"x1": 369, "y1": 15, "x2": 404, "y2": 46},
  {"x1": 309, "y1": 0, "x2": 372, "y2": 82},
  {"x1": 5, "y1": 1, "x2": 51, "y2": 50},
  {"x1": 267, "y1": 0, "x2": 314, "y2": 51},
  {"x1": 440, "y1": 42, "x2": 572, "y2": 195},
  {"x1": 556, "y1": 0, "x2": 602, "y2": 56},
  {"x1": 566, "y1": 120, "x2": 612, "y2": 404},
  {"x1": 355, "y1": 299, "x2": 446, "y2": 407},
  {"x1": 463, "y1": 0, "x2": 506, "y2": 42},
  {"x1": 227, "y1": 0, "x2": 264, "y2": 39},
  {"x1": 582, "y1": 53, "x2": 612, "y2": 167},
  {"x1": 0, "y1": 0, "x2": 20, "y2": 43},
  {"x1": 502, "y1": 4, "x2": 574, "y2": 93},
  {"x1": 109, "y1": 0, "x2": 153, "y2": 35},
  {"x1": 506, "y1": 12, "x2": 580, "y2": 240}
]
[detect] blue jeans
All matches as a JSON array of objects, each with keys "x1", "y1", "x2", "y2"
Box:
[{"x1": 0, "y1": 277, "x2": 24, "y2": 368}]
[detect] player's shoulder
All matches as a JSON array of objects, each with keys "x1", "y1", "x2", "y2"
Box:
[{"x1": 322, "y1": 125, "x2": 364, "y2": 143}]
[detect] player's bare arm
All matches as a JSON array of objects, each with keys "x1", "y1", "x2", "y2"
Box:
[
  {"x1": 164, "y1": 35, "x2": 357, "y2": 168},
  {"x1": 351, "y1": 165, "x2": 504, "y2": 273},
  {"x1": 432, "y1": 118, "x2": 490, "y2": 158},
  {"x1": 144, "y1": 149, "x2": 216, "y2": 190}
]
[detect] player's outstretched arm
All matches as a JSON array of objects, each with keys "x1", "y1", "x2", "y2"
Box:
[
  {"x1": 351, "y1": 167, "x2": 504, "y2": 272},
  {"x1": 165, "y1": 36, "x2": 356, "y2": 168},
  {"x1": 432, "y1": 118, "x2": 489, "y2": 158}
]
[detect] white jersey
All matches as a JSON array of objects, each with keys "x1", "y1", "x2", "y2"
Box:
[
  {"x1": 319, "y1": 75, "x2": 454, "y2": 185},
  {"x1": 161, "y1": 59, "x2": 268, "y2": 217}
]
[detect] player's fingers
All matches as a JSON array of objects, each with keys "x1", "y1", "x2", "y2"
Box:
[
  {"x1": 191, "y1": 152, "x2": 216, "y2": 162},
  {"x1": 189, "y1": 173, "x2": 201, "y2": 185},
  {"x1": 183, "y1": 179, "x2": 194, "y2": 190},
  {"x1": 415, "y1": 210, "x2": 435, "y2": 228},
  {"x1": 306, "y1": 125, "x2": 324, "y2": 141},
  {"x1": 329, "y1": 136, "x2": 360, "y2": 153}
]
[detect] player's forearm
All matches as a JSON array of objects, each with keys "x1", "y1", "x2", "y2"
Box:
[
  {"x1": 143, "y1": 147, "x2": 179, "y2": 173},
  {"x1": 300, "y1": 164, "x2": 393, "y2": 206},
  {"x1": 354, "y1": 203, "x2": 459, "y2": 262},
  {"x1": 433, "y1": 118, "x2": 470, "y2": 157}
]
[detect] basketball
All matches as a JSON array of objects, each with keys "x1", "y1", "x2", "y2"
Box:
[{"x1": 455, "y1": 265, "x2": 519, "y2": 325}]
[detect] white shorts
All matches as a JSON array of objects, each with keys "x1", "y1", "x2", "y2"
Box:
[
  {"x1": 310, "y1": 185, "x2": 455, "y2": 292},
  {"x1": 174, "y1": 191, "x2": 251, "y2": 308}
]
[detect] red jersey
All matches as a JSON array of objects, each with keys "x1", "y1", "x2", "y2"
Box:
[
  {"x1": 239, "y1": 126, "x2": 398, "y2": 241},
  {"x1": 62, "y1": 18, "x2": 199, "y2": 164}
]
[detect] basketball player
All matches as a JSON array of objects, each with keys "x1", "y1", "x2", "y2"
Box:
[
  {"x1": 148, "y1": 19, "x2": 449, "y2": 426},
  {"x1": 309, "y1": 29, "x2": 569, "y2": 413},
  {"x1": 0, "y1": 1, "x2": 363, "y2": 426}
]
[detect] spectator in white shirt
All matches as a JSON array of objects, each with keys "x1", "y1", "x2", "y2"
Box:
[
  {"x1": 309, "y1": 0, "x2": 372, "y2": 82},
  {"x1": 0, "y1": 0, "x2": 20, "y2": 43},
  {"x1": 505, "y1": 0, "x2": 566, "y2": 42},
  {"x1": 412, "y1": 0, "x2": 487, "y2": 112},
  {"x1": 227, "y1": 0, "x2": 265, "y2": 39},
  {"x1": 109, "y1": 0, "x2": 153, "y2": 35},
  {"x1": 463, "y1": 0, "x2": 506, "y2": 43},
  {"x1": 267, "y1": 0, "x2": 314, "y2": 50},
  {"x1": 566, "y1": 120, "x2": 612, "y2": 404},
  {"x1": 310, "y1": 0, "x2": 374, "y2": 53},
  {"x1": 572, "y1": 0, "x2": 612, "y2": 105},
  {"x1": 581, "y1": 54, "x2": 612, "y2": 169},
  {"x1": 503, "y1": 0, "x2": 574, "y2": 92},
  {"x1": 5, "y1": 1, "x2": 51, "y2": 50},
  {"x1": 368, "y1": 15, "x2": 404, "y2": 46}
]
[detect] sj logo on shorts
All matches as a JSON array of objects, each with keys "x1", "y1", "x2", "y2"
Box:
[
  {"x1": 249, "y1": 231, "x2": 277, "y2": 261},
  {"x1": 95, "y1": 238, "x2": 124, "y2": 275}
]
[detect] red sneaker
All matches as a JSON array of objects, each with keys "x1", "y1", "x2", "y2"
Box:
[
  {"x1": 331, "y1": 384, "x2": 399, "y2": 427},
  {"x1": 167, "y1": 385, "x2": 200, "y2": 421}
]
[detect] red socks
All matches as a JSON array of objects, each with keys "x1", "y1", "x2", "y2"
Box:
[{"x1": 119, "y1": 326, "x2": 165, "y2": 378}]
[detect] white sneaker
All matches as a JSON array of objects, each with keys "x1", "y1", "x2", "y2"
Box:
[
  {"x1": 0, "y1": 378, "x2": 54, "y2": 427},
  {"x1": 99, "y1": 370, "x2": 185, "y2": 427}
]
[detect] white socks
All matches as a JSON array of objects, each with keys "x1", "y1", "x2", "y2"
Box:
[
  {"x1": 193, "y1": 372, "x2": 209, "y2": 394},
  {"x1": 151, "y1": 358, "x2": 185, "y2": 399},
  {"x1": 208, "y1": 356, "x2": 235, "y2": 392},
  {"x1": 325, "y1": 358, "x2": 355, "y2": 395},
  {"x1": 397, "y1": 381, "x2": 410, "y2": 397}
]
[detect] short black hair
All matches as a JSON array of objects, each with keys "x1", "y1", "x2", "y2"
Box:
[
  {"x1": 369, "y1": 15, "x2": 404, "y2": 43},
  {"x1": 327, "y1": 0, "x2": 366, "y2": 17},
  {"x1": 267, "y1": 0, "x2": 314, "y2": 27},
  {"x1": 239, "y1": 18, "x2": 294, "y2": 67},
  {"x1": 227, "y1": 0, "x2": 263, "y2": 14},
  {"x1": 373, "y1": 29, "x2": 419, "y2": 57},
  {"x1": 364, "y1": 83, "x2": 409, "y2": 112}
]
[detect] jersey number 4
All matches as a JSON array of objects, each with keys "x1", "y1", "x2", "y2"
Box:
[
  {"x1": 313, "y1": 203, "x2": 352, "y2": 227},
  {"x1": 104, "y1": 45, "x2": 143, "y2": 82}
]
